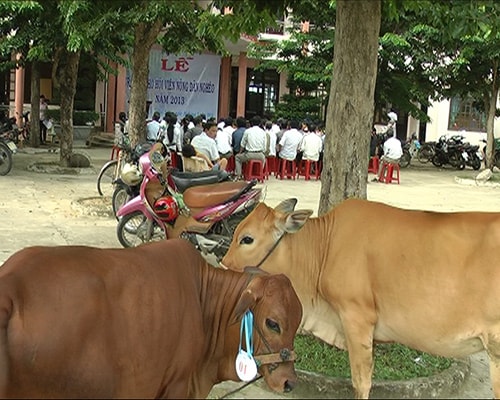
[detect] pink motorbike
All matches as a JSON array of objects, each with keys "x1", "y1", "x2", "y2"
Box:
[{"x1": 116, "y1": 144, "x2": 261, "y2": 263}]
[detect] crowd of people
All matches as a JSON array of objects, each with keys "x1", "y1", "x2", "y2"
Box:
[{"x1": 125, "y1": 111, "x2": 326, "y2": 180}]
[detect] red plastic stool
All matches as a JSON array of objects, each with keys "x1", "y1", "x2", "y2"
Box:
[
  {"x1": 226, "y1": 155, "x2": 236, "y2": 173},
  {"x1": 379, "y1": 162, "x2": 400, "y2": 184},
  {"x1": 170, "y1": 150, "x2": 179, "y2": 169},
  {"x1": 265, "y1": 156, "x2": 278, "y2": 178},
  {"x1": 368, "y1": 156, "x2": 379, "y2": 174},
  {"x1": 244, "y1": 159, "x2": 265, "y2": 182},
  {"x1": 278, "y1": 159, "x2": 296, "y2": 180},
  {"x1": 297, "y1": 159, "x2": 320, "y2": 180}
]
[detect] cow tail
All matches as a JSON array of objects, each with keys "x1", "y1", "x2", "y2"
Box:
[{"x1": 0, "y1": 295, "x2": 13, "y2": 396}]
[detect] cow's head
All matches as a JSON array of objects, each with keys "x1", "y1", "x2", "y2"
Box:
[
  {"x1": 221, "y1": 198, "x2": 313, "y2": 272},
  {"x1": 233, "y1": 271, "x2": 303, "y2": 393}
]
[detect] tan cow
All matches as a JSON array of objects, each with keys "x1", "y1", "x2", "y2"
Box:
[
  {"x1": 0, "y1": 239, "x2": 302, "y2": 398},
  {"x1": 221, "y1": 197, "x2": 500, "y2": 399}
]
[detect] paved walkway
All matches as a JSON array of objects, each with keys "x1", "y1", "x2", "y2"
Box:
[{"x1": 0, "y1": 142, "x2": 497, "y2": 398}]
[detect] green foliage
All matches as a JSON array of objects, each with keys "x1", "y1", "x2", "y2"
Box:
[
  {"x1": 295, "y1": 334, "x2": 452, "y2": 380},
  {"x1": 275, "y1": 94, "x2": 323, "y2": 122}
]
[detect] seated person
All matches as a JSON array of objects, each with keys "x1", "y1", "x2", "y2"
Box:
[
  {"x1": 373, "y1": 135, "x2": 403, "y2": 182},
  {"x1": 182, "y1": 144, "x2": 228, "y2": 174}
]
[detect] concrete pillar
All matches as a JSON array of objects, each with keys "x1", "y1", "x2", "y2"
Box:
[
  {"x1": 14, "y1": 55, "x2": 24, "y2": 124},
  {"x1": 218, "y1": 56, "x2": 231, "y2": 119},
  {"x1": 236, "y1": 52, "x2": 247, "y2": 117}
]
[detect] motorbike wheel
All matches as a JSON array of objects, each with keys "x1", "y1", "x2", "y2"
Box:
[
  {"x1": 431, "y1": 154, "x2": 443, "y2": 167},
  {"x1": 494, "y1": 151, "x2": 500, "y2": 170},
  {"x1": 449, "y1": 152, "x2": 465, "y2": 170},
  {"x1": 417, "y1": 144, "x2": 433, "y2": 163},
  {"x1": 117, "y1": 211, "x2": 165, "y2": 248},
  {"x1": 470, "y1": 158, "x2": 481, "y2": 171},
  {"x1": 112, "y1": 184, "x2": 131, "y2": 220},
  {"x1": 96, "y1": 159, "x2": 118, "y2": 197},
  {"x1": 399, "y1": 150, "x2": 411, "y2": 168},
  {"x1": 0, "y1": 142, "x2": 13, "y2": 176}
]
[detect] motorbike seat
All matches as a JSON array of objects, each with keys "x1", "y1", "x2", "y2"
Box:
[
  {"x1": 183, "y1": 180, "x2": 255, "y2": 209},
  {"x1": 170, "y1": 169, "x2": 228, "y2": 193}
]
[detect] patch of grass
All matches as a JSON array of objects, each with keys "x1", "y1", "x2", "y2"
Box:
[{"x1": 294, "y1": 334, "x2": 452, "y2": 380}]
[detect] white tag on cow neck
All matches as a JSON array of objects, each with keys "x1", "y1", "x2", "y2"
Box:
[
  {"x1": 235, "y1": 349, "x2": 258, "y2": 381},
  {"x1": 235, "y1": 310, "x2": 258, "y2": 381}
]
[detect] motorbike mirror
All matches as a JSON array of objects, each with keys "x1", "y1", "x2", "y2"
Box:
[{"x1": 150, "y1": 151, "x2": 165, "y2": 172}]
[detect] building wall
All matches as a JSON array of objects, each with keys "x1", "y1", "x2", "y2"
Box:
[{"x1": 425, "y1": 99, "x2": 500, "y2": 146}]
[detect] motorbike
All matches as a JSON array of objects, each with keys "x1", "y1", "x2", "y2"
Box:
[
  {"x1": 116, "y1": 144, "x2": 261, "y2": 263},
  {"x1": 431, "y1": 135, "x2": 466, "y2": 170},
  {"x1": 462, "y1": 142, "x2": 482, "y2": 170},
  {"x1": 399, "y1": 134, "x2": 420, "y2": 168},
  {"x1": 0, "y1": 129, "x2": 17, "y2": 176}
]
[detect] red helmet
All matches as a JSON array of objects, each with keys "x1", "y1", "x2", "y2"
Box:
[{"x1": 153, "y1": 195, "x2": 179, "y2": 222}]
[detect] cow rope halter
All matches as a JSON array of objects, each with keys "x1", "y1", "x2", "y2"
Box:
[
  {"x1": 253, "y1": 232, "x2": 287, "y2": 269},
  {"x1": 240, "y1": 310, "x2": 296, "y2": 373}
]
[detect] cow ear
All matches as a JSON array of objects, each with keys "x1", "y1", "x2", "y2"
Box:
[
  {"x1": 276, "y1": 209, "x2": 313, "y2": 233},
  {"x1": 233, "y1": 278, "x2": 265, "y2": 321},
  {"x1": 274, "y1": 198, "x2": 298, "y2": 214}
]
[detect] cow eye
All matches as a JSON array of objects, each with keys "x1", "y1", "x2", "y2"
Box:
[
  {"x1": 266, "y1": 318, "x2": 281, "y2": 333},
  {"x1": 239, "y1": 236, "x2": 254, "y2": 245}
]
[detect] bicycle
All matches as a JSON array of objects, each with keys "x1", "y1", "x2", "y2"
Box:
[{"x1": 96, "y1": 134, "x2": 131, "y2": 197}]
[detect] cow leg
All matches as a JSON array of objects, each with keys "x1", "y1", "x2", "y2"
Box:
[
  {"x1": 485, "y1": 337, "x2": 500, "y2": 398},
  {"x1": 341, "y1": 313, "x2": 375, "y2": 399}
]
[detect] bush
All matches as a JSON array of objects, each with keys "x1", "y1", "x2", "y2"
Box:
[{"x1": 46, "y1": 109, "x2": 99, "y2": 126}]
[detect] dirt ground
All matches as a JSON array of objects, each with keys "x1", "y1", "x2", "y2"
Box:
[{"x1": 0, "y1": 143, "x2": 497, "y2": 398}]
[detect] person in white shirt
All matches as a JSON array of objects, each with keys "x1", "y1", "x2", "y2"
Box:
[
  {"x1": 216, "y1": 117, "x2": 234, "y2": 159},
  {"x1": 160, "y1": 112, "x2": 183, "y2": 152},
  {"x1": 235, "y1": 115, "x2": 267, "y2": 178},
  {"x1": 191, "y1": 120, "x2": 227, "y2": 171},
  {"x1": 299, "y1": 124, "x2": 323, "y2": 161},
  {"x1": 279, "y1": 120, "x2": 303, "y2": 161},
  {"x1": 373, "y1": 135, "x2": 403, "y2": 182},
  {"x1": 264, "y1": 120, "x2": 277, "y2": 157},
  {"x1": 146, "y1": 112, "x2": 161, "y2": 143}
]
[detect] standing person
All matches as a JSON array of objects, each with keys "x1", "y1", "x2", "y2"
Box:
[
  {"x1": 183, "y1": 115, "x2": 203, "y2": 144},
  {"x1": 216, "y1": 116, "x2": 234, "y2": 159},
  {"x1": 231, "y1": 116, "x2": 247, "y2": 154},
  {"x1": 191, "y1": 120, "x2": 228, "y2": 171},
  {"x1": 146, "y1": 111, "x2": 161, "y2": 143},
  {"x1": 264, "y1": 120, "x2": 277, "y2": 157},
  {"x1": 278, "y1": 119, "x2": 303, "y2": 161},
  {"x1": 372, "y1": 135, "x2": 403, "y2": 182},
  {"x1": 234, "y1": 115, "x2": 267, "y2": 180},
  {"x1": 39, "y1": 95, "x2": 48, "y2": 145},
  {"x1": 160, "y1": 111, "x2": 182, "y2": 152},
  {"x1": 387, "y1": 111, "x2": 398, "y2": 138}
]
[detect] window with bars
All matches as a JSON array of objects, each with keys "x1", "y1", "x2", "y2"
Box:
[{"x1": 448, "y1": 96, "x2": 486, "y2": 132}]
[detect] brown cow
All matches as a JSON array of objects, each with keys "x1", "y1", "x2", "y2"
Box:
[
  {"x1": 0, "y1": 238, "x2": 302, "y2": 398},
  {"x1": 222, "y1": 197, "x2": 500, "y2": 399}
]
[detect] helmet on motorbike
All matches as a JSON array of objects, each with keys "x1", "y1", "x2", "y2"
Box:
[
  {"x1": 121, "y1": 162, "x2": 142, "y2": 186},
  {"x1": 153, "y1": 195, "x2": 179, "y2": 222}
]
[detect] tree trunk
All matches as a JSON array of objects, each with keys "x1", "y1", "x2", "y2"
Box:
[
  {"x1": 30, "y1": 61, "x2": 41, "y2": 147},
  {"x1": 53, "y1": 48, "x2": 80, "y2": 166},
  {"x1": 485, "y1": 61, "x2": 498, "y2": 170},
  {"x1": 318, "y1": 0, "x2": 381, "y2": 216},
  {"x1": 128, "y1": 20, "x2": 163, "y2": 147}
]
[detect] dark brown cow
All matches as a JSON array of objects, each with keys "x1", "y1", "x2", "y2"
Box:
[
  {"x1": 0, "y1": 239, "x2": 302, "y2": 398},
  {"x1": 222, "y1": 197, "x2": 500, "y2": 399}
]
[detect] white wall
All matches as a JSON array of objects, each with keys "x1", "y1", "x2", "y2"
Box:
[{"x1": 425, "y1": 98, "x2": 500, "y2": 146}]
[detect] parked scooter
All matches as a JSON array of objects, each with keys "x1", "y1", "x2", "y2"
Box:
[
  {"x1": 431, "y1": 134, "x2": 466, "y2": 170},
  {"x1": 116, "y1": 144, "x2": 261, "y2": 263},
  {"x1": 0, "y1": 129, "x2": 17, "y2": 176}
]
